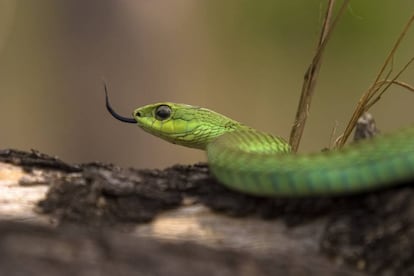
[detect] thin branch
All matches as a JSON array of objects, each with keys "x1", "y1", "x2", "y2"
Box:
[
  {"x1": 364, "y1": 60, "x2": 414, "y2": 110},
  {"x1": 375, "y1": 79, "x2": 414, "y2": 93},
  {"x1": 289, "y1": 0, "x2": 350, "y2": 152},
  {"x1": 328, "y1": 120, "x2": 340, "y2": 149},
  {"x1": 335, "y1": 14, "x2": 414, "y2": 148}
]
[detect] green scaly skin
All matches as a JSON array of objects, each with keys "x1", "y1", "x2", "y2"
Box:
[{"x1": 106, "y1": 95, "x2": 414, "y2": 197}]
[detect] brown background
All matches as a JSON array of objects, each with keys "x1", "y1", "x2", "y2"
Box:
[{"x1": 0, "y1": 1, "x2": 413, "y2": 168}]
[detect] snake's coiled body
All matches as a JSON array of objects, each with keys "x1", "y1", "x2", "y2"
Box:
[
  {"x1": 207, "y1": 128, "x2": 414, "y2": 196},
  {"x1": 105, "y1": 93, "x2": 414, "y2": 197}
]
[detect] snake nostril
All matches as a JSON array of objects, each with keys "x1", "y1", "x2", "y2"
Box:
[{"x1": 135, "y1": 111, "x2": 142, "y2": 117}]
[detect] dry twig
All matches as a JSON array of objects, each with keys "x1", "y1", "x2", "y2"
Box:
[
  {"x1": 335, "y1": 14, "x2": 414, "y2": 148},
  {"x1": 289, "y1": 0, "x2": 351, "y2": 152}
]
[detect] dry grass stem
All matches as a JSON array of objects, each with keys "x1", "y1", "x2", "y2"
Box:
[
  {"x1": 335, "y1": 14, "x2": 414, "y2": 148},
  {"x1": 289, "y1": 0, "x2": 351, "y2": 152}
]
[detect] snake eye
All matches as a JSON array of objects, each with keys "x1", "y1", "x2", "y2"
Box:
[{"x1": 155, "y1": 105, "x2": 172, "y2": 121}]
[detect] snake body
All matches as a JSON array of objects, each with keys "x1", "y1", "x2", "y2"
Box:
[{"x1": 105, "y1": 91, "x2": 414, "y2": 197}]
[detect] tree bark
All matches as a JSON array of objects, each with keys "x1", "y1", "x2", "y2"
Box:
[{"x1": 0, "y1": 148, "x2": 413, "y2": 276}]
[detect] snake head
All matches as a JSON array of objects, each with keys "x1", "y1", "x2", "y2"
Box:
[
  {"x1": 104, "y1": 86, "x2": 246, "y2": 149},
  {"x1": 132, "y1": 103, "x2": 245, "y2": 149}
]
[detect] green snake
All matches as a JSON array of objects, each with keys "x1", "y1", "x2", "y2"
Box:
[{"x1": 105, "y1": 90, "x2": 414, "y2": 197}]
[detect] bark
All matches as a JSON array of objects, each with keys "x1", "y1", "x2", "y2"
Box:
[{"x1": 0, "y1": 148, "x2": 413, "y2": 276}]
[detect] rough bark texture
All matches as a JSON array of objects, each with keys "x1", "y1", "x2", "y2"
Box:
[
  {"x1": 0, "y1": 221, "x2": 361, "y2": 276},
  {"x1": 0, "y1": 148, "x2": 413, "y2": 276}
]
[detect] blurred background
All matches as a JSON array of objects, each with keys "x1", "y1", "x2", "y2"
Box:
[{"x1": 0, "y1": 0, "x2": 413, "y2": 169}]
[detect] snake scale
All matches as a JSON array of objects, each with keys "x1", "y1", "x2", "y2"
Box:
[{"x1": 105, "y1": 90, "x2": 414, "y2": 197}]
